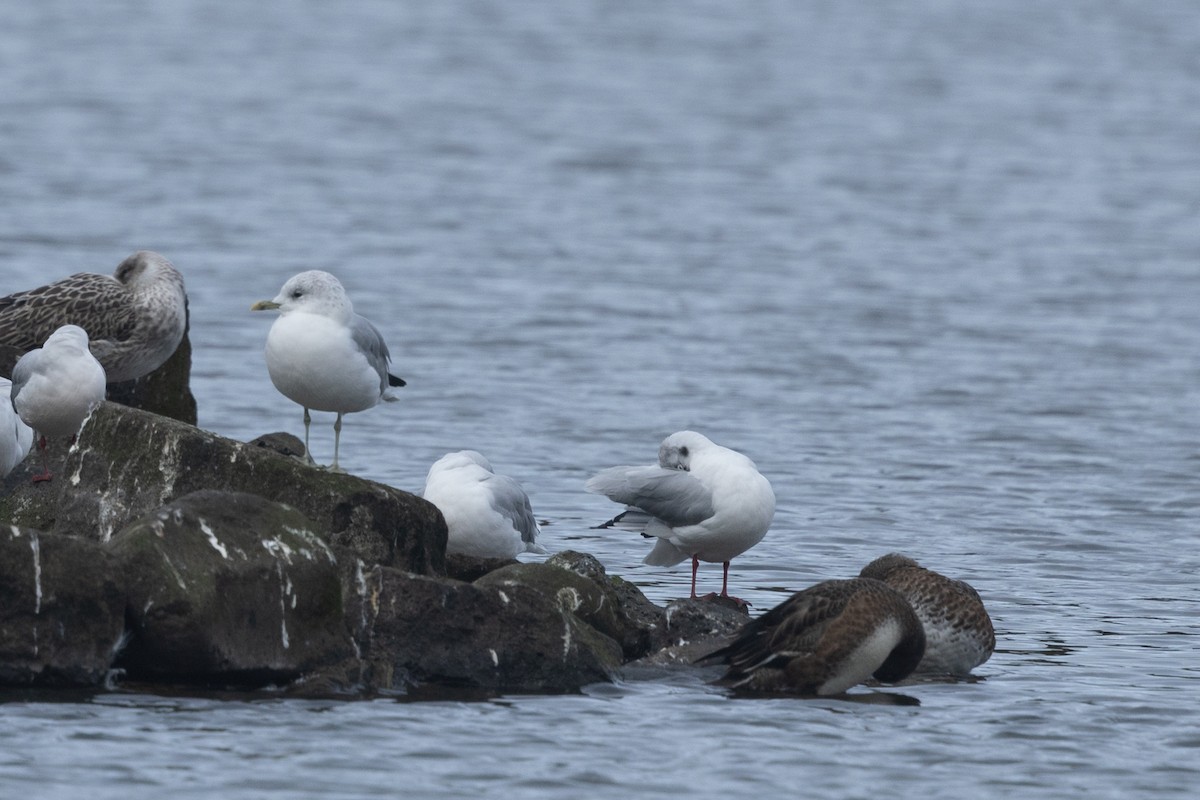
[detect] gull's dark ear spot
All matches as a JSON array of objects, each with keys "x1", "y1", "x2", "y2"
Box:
[{"x1": 680, "y1": 446, "x2": 689, "y2": 457}]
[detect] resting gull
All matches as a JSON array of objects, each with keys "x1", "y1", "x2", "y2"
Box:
[
  {"x1": 858, "y1": 553, "x2": 995, "y2": 676},
  {"x1": 251, "y1": 270, "x2": 405, "y2": 472},
  {"x1": 699, "y1": 577, "x2": 926, "y2": 696},
  {"x1": 10, "y1": 325, "x2": 107, "y2": 482},
  {"x1": 1, "y1": 377, "x2": 35, "y2": 477},
  {"x1": 586, "y1": 430, "x2": 775, "y2": 604},
  {"x1": 0, "y1": 251, "x2": 187, "y2": 383},
  {"x1": 423, "y1": 450, "x2": 546, "y2": 559}
]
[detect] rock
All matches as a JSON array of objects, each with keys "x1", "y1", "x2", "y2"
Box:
[
  {"x1": 631, "y1": 597, "x2": 751, "y2": 667},
  {"x1": 444, "y1": 552, "x2": 517, "y2": 583},
  {"x1": 323, "y1": 564, "x2": 623, "y2": 694},
  {"x1": 0, "y1": 402, "x2": 446, "y2": 574},
  {"x1": 108, "y1": 490, "x2": 353, "y2": 686},
  {"x1": 0, "y1": 526, "x2": 125, "y2": 686},
  {"x1": 546, "y1": 551, "x2": 669, "y2": 660}
]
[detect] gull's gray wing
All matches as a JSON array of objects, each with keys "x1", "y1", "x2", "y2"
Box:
[
  {"x1": 486, "y1": 473, "x2": 539, "y2": 544},
  {"x1": 350, "y1": 313, "x2": 405, "y2": 393},
  {"x1": 586, "y1": 465, "x2": 715, "y2": 526},
  {"x1": 8, "y1": 350, "x2": 38, "y2": 408}
]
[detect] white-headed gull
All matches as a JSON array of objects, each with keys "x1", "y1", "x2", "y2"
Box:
[
  {"x1": 586, "y1": 430, "x2": 775, "y2": 604},
  {"x1": 0, "y1": 251, "x2": 187, "y2": 382},
  {"x1": 423, "y1": 450, "x2": 546, "y2": 559},
  {"x1": 9, "y1": 324, "x2": 107, "y2": 482},
  {"x1": 251, "y1": 270, "x2": 405, "y2": 472}
]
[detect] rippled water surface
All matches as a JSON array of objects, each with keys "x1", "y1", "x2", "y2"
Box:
[{"x1": 3, "y1": 1, "x2": 1200, "y2": 798}]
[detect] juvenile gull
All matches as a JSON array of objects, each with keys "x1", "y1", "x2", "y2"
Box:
[
  {"x1": 586, "y1": 430, "x2": 775, "y2": 604},
  {"x1": 699, "y1": 578, "x2": 926, "y2": 696},
  {"x1": 0, "y1": 251, "x2": 187, "y2": 383},
  {"x1": 1, "y1": 377, "x2": 35, "y2": 477},
  {"x1": 10, "y1": 325, "x2": 107, "y2": 482},
  {"x1": 423, "y1": 450, "x2": 546, "y2": 559},
  {"x1": 858, "y1": 553, "x2": 995, "y2": 676},
  {"x1": 251, "y1": 270, "x2": 405, "y2": 472}
]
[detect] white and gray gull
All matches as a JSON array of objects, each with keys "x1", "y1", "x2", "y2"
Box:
[
  {"x1": 423, "y1": 450, "x2": 546, "y2": 559},
  {"x1": 0, "y1": 251, "x2": 187, "y2": 383},
  {"x1": 586, "y1": 430, "x2": 775, "y2": 605},
  {"x1": 1, "y1": 377, "x2": 35, "y2": 478},
  {"x1": 251, "y1": 270, "x2": 405, "y2": 472},
  {"x1": 9, "y1": 325, "x2": 107, "y2": 482}
]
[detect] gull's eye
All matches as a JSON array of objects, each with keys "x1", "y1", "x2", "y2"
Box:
[{"x1": 291, "y1": 290, "x2": 303, "y2": 298}]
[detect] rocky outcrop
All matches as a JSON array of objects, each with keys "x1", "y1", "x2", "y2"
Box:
[
  {"x1": 0, "y1": 400, "x2": 749, "y2": 696},
  {"x1": 0, "y1": 526, "x2": 125, "y2": 686},
  {"x1": 0, "y1": 402, "x2": 445, "y2": 574},
  {"x1": 110, "y1": 490, "x2": 353, "y2": 685}
]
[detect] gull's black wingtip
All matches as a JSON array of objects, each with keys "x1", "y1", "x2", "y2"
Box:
[{"x1": 388, "y1": 373, "x2": 407, "y2": 388}]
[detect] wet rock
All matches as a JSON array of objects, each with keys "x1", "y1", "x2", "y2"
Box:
[
  {"x1": 546, "y1": 551, "x2": 669, "y2": 659},
  {"x1": 631, "y1": 597, "x2": 751, "y2": 667},
  {"x1": 335, "y1": 565, "x2": 623, "y2": 693},
  {"x1": 443, "y1": 552, "x2": 517, "y2": 583},
  {"x1": 0, "y1": 526, "x2": 125, "y2": 686},
  {"x1": 109, "y1": 490, "x2": 353, "y2": 686},
  {"x1": 0, "y1": 402, "x2": 446, "y2": 574}
]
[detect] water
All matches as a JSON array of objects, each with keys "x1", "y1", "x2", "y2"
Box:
[{"x1": 3, "y1": 1, "x2": 1200, "y2": 797}]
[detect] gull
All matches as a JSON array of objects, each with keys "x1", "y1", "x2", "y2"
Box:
[
  {"x1": 859, "y1": 553, "x2": 995, "y2": 676},
  {"x1": 251, "y1": 270, "x2": 405, "y2": 472},
  {"x1": 1, "y1": 377, "x2": 35, "y2": 477},
  {"x1": 423, "y1": 450, "x2": 546, "y2": 559},
  {"x1": 9, "y1": 325, "x2": 107, "y2": 482},
  {"x1": 586, "y1": 430, "x2": 775, "y2": 604},
  {"x1": 698, "y1": 578, "x2": 926, "y2": 696},
  {"x1": 0, "y1": 251, "x2": 187, "y2": 383}
]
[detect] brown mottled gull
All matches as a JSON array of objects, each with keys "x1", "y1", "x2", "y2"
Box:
[{"x1": 0, "y1": 251, "x2": 187, "y2": 383}]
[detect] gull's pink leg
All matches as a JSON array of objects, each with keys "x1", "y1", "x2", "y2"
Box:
[
  {"x1": 31, "y1": 436, "x2": 52, "y2": 483},
  {"x1": 690, "y1": 556, "x2": 700, "y2": 598}
]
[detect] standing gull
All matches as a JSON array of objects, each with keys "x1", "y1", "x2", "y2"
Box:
[
  {"x1": 698, "y1": 578, "x2": 926, "y2": 696},
  {"x1": 423, "y1": 450, "x2": 546, "y2": 559},
  {"x1": 251, "y1": 270, "x2": 405, "y2": 472},
  {"x1": 858, "y1": 553, "x2": 995, "y2": 676},
  {"x1": 1, "y1": 377, "x2": 35, "y2": 477},
  {"x1": 586, "y1": 430, "x2": 775, "y2": 604},
  {"x1": 10, "y1": 325, "x2": 107, "y2": 482},
  {"x1": 0, "y1": 251, "x2": 187, "y2": 383}
]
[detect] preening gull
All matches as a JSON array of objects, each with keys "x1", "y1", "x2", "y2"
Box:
[
  {"x1": 0, "y1": 251, "x2": 187, "y2": 383},
  {"x1": 586, "y1": 430, "x2": 775, "y2": 604},
  {"x1": 858, "y1": 553, "x2": 995, "y2": 676},
  {"x1": 251, "y1": 270, "x2": 405, "y2": 472},
  {"x1": 698, "y1": 578, "x2": 926, "y2": 696},
  {"x1": 423, "y1": 450, "x2": 546, "y2": 559},
  {"x1": 1, "y1": 377, "x2": 34, "y2": 477},
  {"x1": 10, "y1": 325, "x2": 107, "y2": 482}
]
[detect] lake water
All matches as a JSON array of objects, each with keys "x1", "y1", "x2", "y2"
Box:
[{"x1": 3, "y1": 1, "x2": 1200, "y2": 797}]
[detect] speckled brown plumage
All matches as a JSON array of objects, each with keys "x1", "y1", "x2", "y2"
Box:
[
  {"x1": 0, "y1": 251, "x2": 187, "y2": 383},
  {"x1": 859, "y1": 553, "x2": 995, "y2": 676},
  {"x1": 700, "y1": 578, "x2": 926, "y2": 695}
]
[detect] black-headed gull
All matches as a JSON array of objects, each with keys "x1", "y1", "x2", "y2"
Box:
[
  {"x1": 586, "y1": 430, "x2": 775, "y2": 604},
  {"x1": 10, "y1": 325, "x2": 107, "y2": 482},
  {"x1": 423, "y1": 450, "x2": 545, "y2": 559}
]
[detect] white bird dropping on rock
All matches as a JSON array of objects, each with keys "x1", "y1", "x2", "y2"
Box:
[
  {"x1": 423, "y1": 450, "x2": 545, "y2": 559},
  {"x1": 586, "y1": 430, "x2": 775, "y2": 605},
  {"x1": 251, "y1": 270, "x2": 405, "y2": 472},
  {"x1": 9, "y1": 324, "x2": 107, "y2": 482}
]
